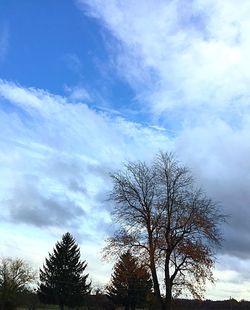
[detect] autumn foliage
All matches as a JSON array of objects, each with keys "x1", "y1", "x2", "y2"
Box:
[
  {"x1": 105, "y1": 152, "x2": 225, "y2": 310},
  {"x1": 107, "y1": 251, "x2": 152, "y2": 310}
]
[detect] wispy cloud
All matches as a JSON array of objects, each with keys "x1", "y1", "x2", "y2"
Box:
[
  {"x1": 74, "y1": 1, "x2": 250, "y2": 296},
  {"x1": 1, "y1": 78, "x2": 250, "y2": 295},
  {"x1": 76, "y1": 0, "x2": 250, "y2": 260},
  {"x1": 0, "y1": 78, "x2": 171, "y2": 231},
  {"x1": 63, "y1": 53, "x2": 83, "y2": 74},
  {"x1": 2, "y1": 0, "x2": 250, "y2": 294},
  {"x1": 64, "y1": 84, "x2": 92, "y2": 102},
  {"x1": 0, "y1": 79, "x2": 172, "y2": 285},
  {"x1": 79, "y1": 0, "x2": 250, "y2": 123},
  {"x1": 0, "y1": 24, "x2": 9, "y2": 62}
]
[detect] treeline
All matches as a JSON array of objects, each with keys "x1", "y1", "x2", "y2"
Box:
[
  {"x1": 173, "y1": 299, "x2": 250, "y2": 310},
  {"x1": 0, "y1": 233, "x2": 154, "y2": 310},
  {"x1": 0, "y1": 234, "x2": 249, "y2": 310}
]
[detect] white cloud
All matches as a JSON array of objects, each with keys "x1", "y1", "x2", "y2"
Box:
[
  {"x1": 1, "y1": 79, "x2": 250, "y2": 297},
  {"x1": 64, "y1": 84, "x2": 91, "y2": 102},
  {"x1": 78, "y1": 0, "x2": 250, "y2": 255},
  {"x1": 62, "y1": 53, "x2": 83, "y2": 75},
  {"x1": 0, "y1": 79, "x2": 171, "y2": 285},
  {"x1": 79, "y1": 0, "x2": 250, "y2": 120},
  {"x1": 75, "y1": 1, "x2": 250, "y2": 297},
  {"x1": 2, "y1": 0, "x2": 250, "y2": 297}
]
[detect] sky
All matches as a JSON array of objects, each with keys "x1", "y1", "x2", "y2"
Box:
[{"x1": 1, "y1": 0, "x2": 250, "y2": 300}]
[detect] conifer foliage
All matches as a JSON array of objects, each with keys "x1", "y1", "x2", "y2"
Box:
[
  {"x1": 38, "y1": 232, "x2": 91, "y2": 310},
  {"x1": 107, "y1": 251, "x2": 152, "y2": 310}
]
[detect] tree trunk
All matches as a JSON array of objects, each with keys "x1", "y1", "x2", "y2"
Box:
[
  {"x1": 59, "y1": 303, "x2": 64, "y2": 310},
  {"x1": 131, "y1": 303, "x2": 136, "y2": 310},
  {"x1": 149, "y1": 254, "x2": 164, "y2": 310},
  {"x1": 165, "y1": 297, "x2": 172, "y2": 310},
  {"x1": 165, "y1": 285, "x2": 172, "y2": 310},
  {"x1": 164, "y1": 255, "x2": 172, "y2": 310},
  {"x1": 148, "y1": 231, "x2": 164, "y2": 310}
]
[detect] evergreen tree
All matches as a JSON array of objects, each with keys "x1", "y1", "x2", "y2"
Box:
[
  {"x1": 107, "y1": 251, "x2": 152, "y2": 310},
  {"x1": 38, "y1": 232, "x2": 91, "y2": 310}
]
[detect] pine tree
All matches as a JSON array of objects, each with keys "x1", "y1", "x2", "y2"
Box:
[
  {"x1": 107, "y1": 251, "x2": 152, "y2": 310},
  {"x1": 38, "y1": 232, "x2": 91, "y2": 310}
]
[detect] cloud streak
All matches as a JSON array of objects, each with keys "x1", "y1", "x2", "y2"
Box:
[
  {"x1": 80, "y1": 0, "x2": 250, "y2": 123},
  {"x1": 73, "y1": 1, "x2": 250, "y2": 297},
  {"x1": 77, "y1": 0, "x2": 250, "y2": 261},
  {"x1": 2, "y1": 0, "x2": 250, "y2": 297},
  {"x1": 1, "y1": 78, "x2": 250, "y2": 297},
  {"x1": 0, "y1": 79, "x2": 171, "y2": 231}
]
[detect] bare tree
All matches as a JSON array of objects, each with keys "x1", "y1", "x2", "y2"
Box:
[
  {"x1": 0, "y1": 257, "x2": 36, "y2": 310},
  {"x1": 105, "y1": 152, "x2": 225, "y2": 310}
]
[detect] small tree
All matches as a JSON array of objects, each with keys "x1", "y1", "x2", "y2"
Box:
[
  {"x1": 38, "y1": 232, "x2": 91, "y2": 310},
  {"x1": 105, "y1": 152, "x2": 225, "y2": 310},
  {"x1": 0, "y1": 257, "x2": 36, "y2": 310},
  {"x1": 107, "y1": 251, "x2": 152, "y2": 310}
]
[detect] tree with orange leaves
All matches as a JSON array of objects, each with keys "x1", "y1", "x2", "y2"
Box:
[
  {"x1": 106, "y1": 251, "x2": 152, "y2": 310},
  {"x1": 105, "y1": 152, "x2": 225, "y2": 310}
]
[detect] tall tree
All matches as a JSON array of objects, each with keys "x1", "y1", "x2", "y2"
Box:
[
  {"x1": 0, "y1": 258, "x2": 36, "y2": 310},
  {"x1": 107, "y1": 251, "x2": 152, "y2": 310},
  {"x1": 105, "y1": 152, "x2": 225, "y2": 310},
  {"x1": 38, "y1": 232, "x2": 91, "y2": 310}
]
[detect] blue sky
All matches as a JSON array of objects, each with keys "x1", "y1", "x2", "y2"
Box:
[
  {"x1": 0, "y1": 0, "x2": 140, "y2": 121},
  {"x1": 1, "y1": 0, "x2": 250, "y2": 299}
]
